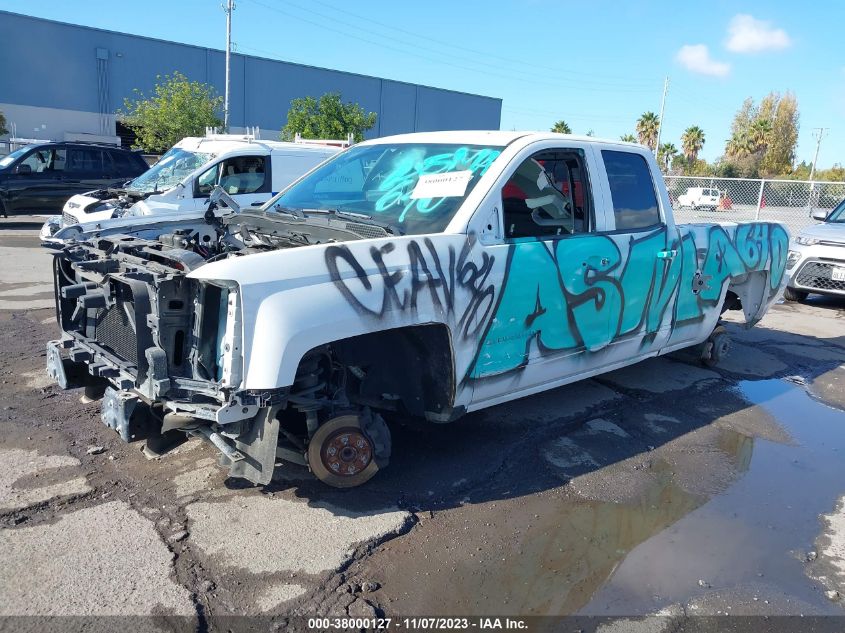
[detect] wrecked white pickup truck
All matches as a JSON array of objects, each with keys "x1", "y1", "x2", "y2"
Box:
[{"x1": 47, "y1": 131, "x2": 789, "y2": 488}]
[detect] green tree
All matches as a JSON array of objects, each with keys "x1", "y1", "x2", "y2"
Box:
[
  {"x1": 730, "y1": 97, "x2": 757, "y2": 140},
  {"x1": 657, "y1": 142, "x2": 677, "y2": 171},
  {"x1": 747, "y1": 118, "x2": 772, "y2": 153},
  {"x1": 551, "y1": 120, "x2": 572, "y2": 134},
  {"x1": 0, "y1": 110, "x2": 7, "y2": 136},
  {"x1": 680, "y1": 126, "x2": 705, "y2": 162},
  {"x1": 585, "y1": 129, "x2": 595, "y2": 137},
  {"x1": 726, "y1": 131, "x2": 756, "y2": 158},
  {"x1": 725, "y1": 92, "x2": 799, "y2": 176},
  {"x1": 619, "y1": 133, "x2": 637, "y2": 143},
  {"x1": 117, "y1": 71, "x2": 223, "y2": 153},
  {"x1": 551, "y1": 119, "x2": 572, "y2": 134},
  {"x1": 759, "y1": 92, "x2": 799, "y2": 176},
  {"x1": 636, "y1": 112, "x2": 660, "y2": 150},
  {"x1": 281, "y1": 93, "x2": 376, "y2": 143}
]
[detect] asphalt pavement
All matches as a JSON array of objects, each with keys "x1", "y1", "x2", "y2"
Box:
[{"x1": 1, "y1": 216, "x2": 844, "y2": 632}]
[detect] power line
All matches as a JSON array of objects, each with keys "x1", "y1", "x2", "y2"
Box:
[
  {"x1": 240, "y1": 0, "x2": 658, "y2": 93},
  {"x1": 306, "y1": 0, "x2": 656, "y2": 86}
]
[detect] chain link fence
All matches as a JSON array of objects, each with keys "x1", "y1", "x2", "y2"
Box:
[{"x1": 664, "y1": 175, "x2": 845, "y2": 236}]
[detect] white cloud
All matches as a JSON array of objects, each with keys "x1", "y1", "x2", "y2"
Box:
[
  {"x1": 725, "y1": 14, "x2": 791, "y2": 53},
  {"x1": 675, "y1": 44, "x2": 731, "y2": 77}
]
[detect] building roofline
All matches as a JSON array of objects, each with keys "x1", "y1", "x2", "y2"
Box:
[{"x1": 0, "y1": 10, "x2": 502, "y2": 105}]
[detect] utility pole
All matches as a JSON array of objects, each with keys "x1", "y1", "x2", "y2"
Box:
[
  {"x1": 223, "y1": 0, "x2": 235, "y2": 132},
  {"x1": 654, "y1": 76, "x2": 669, "y2": 156},
  {"x1": 808, "y1": 127, "x2": 829, "y2": 182}
]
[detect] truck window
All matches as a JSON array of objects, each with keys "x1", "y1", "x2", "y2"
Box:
[
  {"x1": 601, "y1": 150, "x2": 661, "y2": 231},
  {"x1": 502, "y1": 149, "x2": 591, "y2": 239},
  {"x1": 196, "y1": 156, "x2": 268, "y2": 196}
]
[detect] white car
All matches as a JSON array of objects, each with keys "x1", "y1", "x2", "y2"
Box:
[
  {"x1": 677, "y1": 187, "x2": 721, "y2": 211},
  {"x1": 40, "y1": 132, "x2": 343, "y2": 245},
  {"x1": 783, "y1": 201, "x2": 845, "y2": 301},
  {"x1": 48, "y1": 131, "x2": 789, "y2": 488}
]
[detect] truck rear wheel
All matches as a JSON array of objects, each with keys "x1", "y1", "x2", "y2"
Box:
[
  {"x1": 783, "y1": 286, "x2": 808, "y2": 302},
  {"x1": 307, "y1": 411, "x2": 391, "y2": 488},
  {"x1": 701, "y1": 326, "x2": 730, "y2": 367}
]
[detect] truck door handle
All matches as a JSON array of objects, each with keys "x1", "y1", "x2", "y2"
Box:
[
  {"x1": 582, "y1": 257, "x2": 611, "y2": 267},
  {"x1": 657, "y1": 250, "x2": 677, "y2": 260}
]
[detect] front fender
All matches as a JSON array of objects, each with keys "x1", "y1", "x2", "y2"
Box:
[
  {"x1": 188, "y1": 233, "x2": 500, "y2": 392},
  {"x1": 239, "y1": 280, "x2": 450, "y2": 390}
]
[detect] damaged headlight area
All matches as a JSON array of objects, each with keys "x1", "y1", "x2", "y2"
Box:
[{"x1": 47, "y1": 233, "x2": 282, "y2": 484}]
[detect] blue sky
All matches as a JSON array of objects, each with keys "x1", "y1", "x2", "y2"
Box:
[{"x1": 4, "y1": 0, "x2": 842, "y2": 169}]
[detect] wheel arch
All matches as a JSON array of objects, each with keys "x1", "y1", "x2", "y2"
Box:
[{"x1": 302, "y1": 322, "x2": 459, "y2": 422}]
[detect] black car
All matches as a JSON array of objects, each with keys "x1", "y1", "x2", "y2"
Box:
[{"x1": 0, "y1": 142, "x2": 149, "y2": 216}]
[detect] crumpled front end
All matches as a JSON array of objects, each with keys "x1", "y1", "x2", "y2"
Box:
[{"x1": 48, "y1": 235, "x2": 282, "y2": 484}]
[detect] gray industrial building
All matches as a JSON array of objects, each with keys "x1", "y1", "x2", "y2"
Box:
[{"x1": 0, "y1": 11, "x2": 502, "y2": 147}]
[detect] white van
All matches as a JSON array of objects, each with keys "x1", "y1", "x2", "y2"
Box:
[
  {"x1": 677, "y1": 186, "x2": 721, "y2": 211},
  {"x1": 40, "y1": 132, "x2": 344, "y2": 241}
]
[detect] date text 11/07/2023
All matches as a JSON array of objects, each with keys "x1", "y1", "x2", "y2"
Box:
[{"x1": 307, "y1": 616, "x2": 529, "y2": 630}]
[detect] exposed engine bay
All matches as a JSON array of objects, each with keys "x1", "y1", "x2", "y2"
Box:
[{"x1": 48, "y1": 191, "x2": 396, "y2": 486}]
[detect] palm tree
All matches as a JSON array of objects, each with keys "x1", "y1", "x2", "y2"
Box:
[
  {"x1": 726, "y1": 131, "x2": 756, "y2": 158},
  {"x1": 681, "y1": 126, "x2": 705, "y2": 162},
  {"x1": 658, "y1": 143, "x2": 678, "y2": 171},
  {"x1": 551, "y1": 120, "x2": 572, "y2": 134},
  {"x1": 636, "y1": 112, "x2": 660, "y2": 150},
  {"x1": 619, "y1": 133, "x2": 637, "y2": 143},
  {"x1": 747, "y1": 118, "x2": 771, "y2": 152}
]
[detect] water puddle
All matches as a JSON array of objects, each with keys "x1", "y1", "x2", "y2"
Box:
[
  {"x1": 365, "y1": 379, "x2": 845, "y2": 616},
  {"x1": 580, "y1": 379, "x2": 845, "y2": 615}
]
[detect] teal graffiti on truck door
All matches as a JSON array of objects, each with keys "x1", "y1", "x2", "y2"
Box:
[{"x1": 469, "y1": 223, "x2": 788, "y2": 378}]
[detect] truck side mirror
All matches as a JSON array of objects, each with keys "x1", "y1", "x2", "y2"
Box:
[
  {"x1": 810, "y1": 208, "x2": 828, "y2": 222},
  {"x1": 16, "y1": 164, "x2": 32, "y2": 175}
]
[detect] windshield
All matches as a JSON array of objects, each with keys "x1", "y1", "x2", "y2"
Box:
[
  {"x1": 0, "y1": 146, "x2": 35, "y2": 169},
  {"x1": 264, "y1": 143, "x2": 504, "y2": 235},
  {"x1": 128, "y1": 147, "x2": 213, "y2": 194},
  {"x1": 827, "y1": 198, "x2": 845, "y2": 223}
]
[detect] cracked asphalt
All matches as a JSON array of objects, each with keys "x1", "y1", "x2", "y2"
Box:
[{"x1": 1, "y1": 216, "x2": 845, "y2": 631}]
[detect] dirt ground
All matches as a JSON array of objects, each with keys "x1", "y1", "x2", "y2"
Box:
[{"x1": 1, "y1": 217, "x2": 845, "y2": 632}]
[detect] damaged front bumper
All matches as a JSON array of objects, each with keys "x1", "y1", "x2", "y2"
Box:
[{"x1": 48, "y1": 235, "x2": 283, "y2": 484}]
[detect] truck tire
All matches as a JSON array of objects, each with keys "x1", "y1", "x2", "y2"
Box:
[
  {"x1": 701, "y1": 326, "x2": 730, "y2": 367},
  {"x1": 783, "y1": 286, "x2": 808, "y2": 302}
]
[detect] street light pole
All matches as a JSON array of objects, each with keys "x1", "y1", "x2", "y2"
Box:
[{"x1": 223, "y1": 0, "x2": 235, "y2": 132}]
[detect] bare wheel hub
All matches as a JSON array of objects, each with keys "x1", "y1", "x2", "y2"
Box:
[
  {"x1": 321, "y1": 428, "x2": 373, "y2": 477},
  {"x1": 307, "y1": 412, "x2": 389, "y2": 488}
]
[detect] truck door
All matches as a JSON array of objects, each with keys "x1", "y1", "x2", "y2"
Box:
[
  {"x1": 468, "y1": 143, "x2": 614, "y2": 401},
  {"x1": 591, "y1": 148, "x2": 682, "y2": 361}
]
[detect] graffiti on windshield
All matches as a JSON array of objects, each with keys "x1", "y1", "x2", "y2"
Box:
[{"x1": 374, "y1": 147, "x2": 501, "y2": 223}]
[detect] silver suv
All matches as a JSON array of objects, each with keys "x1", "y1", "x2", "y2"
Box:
[{"x1": 784, "y1": 200, "x2": 845, "y2": 301}]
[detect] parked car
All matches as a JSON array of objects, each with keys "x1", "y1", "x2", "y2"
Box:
[
  {"x1": 783, "y1": 199, "x2": 845, "y2": 301},
  {"x1": 0, "y1": 142, "x2": 148, "y2": 216},
  {"x1": 40, "y1": 132, "x2": 344, "y2": 244},
  {"x1": 46, "y1": 131, "x2": 789, "y2": 488},
  {"x1": 677, "y1": 186, "x2": 722, "y2": 211}
]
